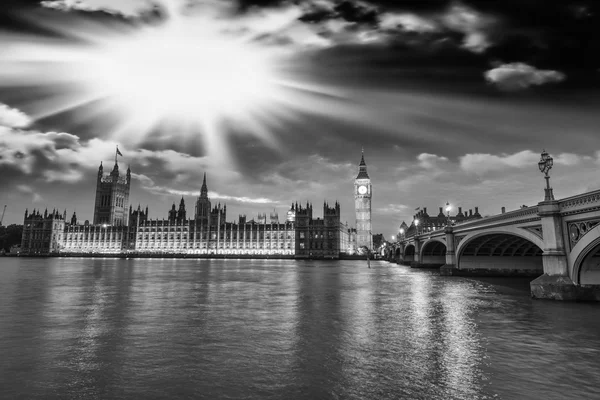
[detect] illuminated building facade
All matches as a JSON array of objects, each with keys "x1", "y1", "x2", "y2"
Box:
[
  {"x1": 355, "y1": 150, "x2": 373, "y2": 251},
  {"x1": 20, "y1": 154, "x2": 364, "y2": 258}
]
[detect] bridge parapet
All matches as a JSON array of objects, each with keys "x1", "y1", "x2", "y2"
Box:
[
  {"x1": 451, "y1": 206, "x2": 540, "y2": 231},
  {"x1": 559, "y1": 189, "x2": 600, "y2": 215}
]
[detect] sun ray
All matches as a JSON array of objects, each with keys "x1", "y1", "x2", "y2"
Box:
[{"x1": 0, "y1": 3, "x2": 358, "y2": 165}]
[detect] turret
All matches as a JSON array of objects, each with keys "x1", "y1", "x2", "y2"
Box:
[{"x1": 177, "y1": 197, "x2": 187, "y2": 222}]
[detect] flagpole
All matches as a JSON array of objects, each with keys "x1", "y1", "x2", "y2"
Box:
[{"x1": 115, "y1": 146, "x2": 118, "y2": 164}]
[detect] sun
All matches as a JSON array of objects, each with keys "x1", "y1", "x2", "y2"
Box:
[{"x1": 85, "y1": 22, "x2": 275, "y2": 122}]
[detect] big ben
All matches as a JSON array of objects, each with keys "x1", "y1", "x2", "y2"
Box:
[{"x1": 355, "y1": 150, "x2": 372, "y2": 251}]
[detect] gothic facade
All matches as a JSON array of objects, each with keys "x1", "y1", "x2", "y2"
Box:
[
  {"x1": 21, "y1": 209, "x2": 66, "y2": 254},
  {"x1": 294, "y1": 202, "x2": 348, "y2": 258},
  {"x1": 93, "y1": 160, "x2": 131, "y2": 226},
  {"x1": 354, "y1": 151, "x2": 373, "y2": 251},
  {"x1": 21, "y1": 159, "x2": 357, "y2": 258}
]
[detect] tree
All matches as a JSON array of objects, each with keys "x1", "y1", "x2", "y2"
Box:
[
  {"x1": 0, "y1": 224, "x2": 23, "y2": 252},
  {"x1": 372, "y1": 233, "x2": 385, "y2": 250}
]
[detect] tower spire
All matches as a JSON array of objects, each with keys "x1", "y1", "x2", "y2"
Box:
[
  {"x1": 200, "y1": 172, "x2": 208, "y2": 197},
  {"x1": 357, "y1": 149, "x2": 369, "y2": 179}
]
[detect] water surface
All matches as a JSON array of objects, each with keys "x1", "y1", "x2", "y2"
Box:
[{"x1": 0, "y1": 258, "x2": 599, "y2": 399}]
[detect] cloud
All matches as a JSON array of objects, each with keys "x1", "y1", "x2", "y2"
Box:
[
  {"x1": 0, "y1": 104, "x2": 31, "y2": 128},
  {"x1": 396, "y1": 153, "x2": 453, "y2": 191},
  {"x1": 460, "y1": 150, "x2": 538, "y2": 174},
  {"x1": 40, "y1": 0, "x2": 156, "y2": 17},
  {"x1": 378, "y1": 203, "x2": 410, "y2": 214},
  {"x1": 131, "y1": 172, "x2": 155, "y2": 186},
  {"x1": 16, "y1": 184, "x2": 43, "y2": 203},
  {"x1": 417, "y1": 153, "x2": 449, "y2": 169},
  {"x1": 0, "y1": 105, "x2": 224, "y2": 186},
  {"x1": 554, "y1": 153, "x2": 589, "y2": 166},
  {"x1": 210, "y1": 192, "x2": 279, "y2": 205},
  {"x1": 484, "y1": 62, "x2": 565, "y2": 91},
  {"x1": 442, "y1": 2, "x2": 499, "y2": 53},
  {"x1": 459, "y1": 150, "x2": 588, "y2": 175},
  {"x1": 379, "y1": 13, "x2": 438, "y2": 33},
  {"x1": 131, "y1": 170, "x2": 277, "y2": 205}
]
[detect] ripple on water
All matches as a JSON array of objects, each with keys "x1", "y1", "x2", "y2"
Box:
[{"x1": 0, "y1": 258, "x2": 599, "y2": 400}]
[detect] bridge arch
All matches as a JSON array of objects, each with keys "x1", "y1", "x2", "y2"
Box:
[
  {"x1": 456, "y1": 230, "x2": 543, "y2": 276},
  {"x1": 404, "y1": 244, "x2": 415, "y2": 263},
  {"x1": 571, "y1": 228, "x2": 600, "y2": 285},
  {"x1": 420, "y1": 238, "x2": 446, "y2": 268},
  {"x1": 395, "y1": 247, "x2": 402, "y2": 262}
]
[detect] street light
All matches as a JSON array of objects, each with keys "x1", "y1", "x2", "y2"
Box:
[
  {"x1": 414, "y1": 218, "x2": 420, "y2": 235},
  {"x1": 538, "y1": 149, "x2": 554, "y2": 201},
  {"x1": 445, "y1": 202, "x2": 452, "y2": 226},
  {"x1": 399, "y1": 228, "x2": 405, "y2": 239},
  {"x1": 391, "y1": 235, "x2": 395, "y2": 241}
]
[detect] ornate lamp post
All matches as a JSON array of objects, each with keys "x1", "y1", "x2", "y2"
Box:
[
  {"x1": 414, "y1": 218, "x2": 420, "y2": 235},
  {"x1": 445, "y1": 202, "x2": 452, "y2": 226},
  {"x1": 399, "y1": 228, "x2": 405, "y2": 240},
  {"x1": 538, "y1": 149, "x2": 554, "y2": 201}
]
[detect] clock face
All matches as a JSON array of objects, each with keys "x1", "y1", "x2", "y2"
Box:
[{"x1": 358, "y1": 185, "x2": 367, "y2": 195}]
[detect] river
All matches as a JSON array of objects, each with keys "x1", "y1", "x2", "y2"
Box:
[{"x1": 0, "y1": 258, "x2": 599, "y2": 399}]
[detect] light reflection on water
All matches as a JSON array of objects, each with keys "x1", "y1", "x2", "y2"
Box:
[{"x1": 0, "y1": 258, "x2": 599, "y2": 399}]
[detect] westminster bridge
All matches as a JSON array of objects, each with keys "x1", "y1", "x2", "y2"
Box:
[{"x1": 385, "y1": 189, "x2": 600, "y2": 301}]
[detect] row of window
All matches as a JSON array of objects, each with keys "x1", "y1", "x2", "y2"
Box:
[
  {"x1": 298, "y1": 232, "x2": 337, "y2": 239},
  {"x1": 137, "y1": 227, "x2": 294, "y2": 233},
  {"x1": 138, "y1": 233, "x2": 294, "y2": 240},
  {"x1": 136, "y1": 243, "x2": 294, "y2": 249},
  {"x1": 299, "y1": 242, "x2": 335, "y2": 250},
  {"x1": 98, "y1": 195, "x2": 125, "y2": 208}
]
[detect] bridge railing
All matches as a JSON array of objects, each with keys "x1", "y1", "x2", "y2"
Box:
[
  {"x1": 558, "y1": 189, "x2": 600, "y2": 212},
  {"x1": 449, "y1": 206, "x2": 540, "y2": 230}
]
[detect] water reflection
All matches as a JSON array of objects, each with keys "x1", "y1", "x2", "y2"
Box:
[{"x1": 0, "y1": 258, "x2": 599, "y2": 400}]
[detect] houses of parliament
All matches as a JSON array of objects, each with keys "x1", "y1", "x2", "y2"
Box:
[{"x1": 20, "y1": 151, "x2": 374, "y2": 258}]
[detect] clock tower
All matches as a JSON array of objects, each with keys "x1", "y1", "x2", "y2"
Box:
[{"x1": 354, "y1": 150, "x2": 372, "y2": 251}]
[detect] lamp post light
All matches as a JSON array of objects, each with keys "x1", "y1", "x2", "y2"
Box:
[
  {"x1": 399, "y1": 228, "x2": 405, "y2": 240},
  {"x1": 538, "y1": 149, "x2": 554, "y2": 201},
  {"x1": 445, "y1": 202, "x2": 452, "y2": 226},
  {"x1": 414, "y1": 218, "x2": 420, "y2": 236}
]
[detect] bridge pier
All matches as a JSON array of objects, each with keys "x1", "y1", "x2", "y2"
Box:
[
  {"x1": 531, "y1": 201, "x2": 600, "y2": 301},
  {"x1": 396, "y1": 243, "x2": 405, "y2": 264},
  {"x1": 440, "y1": 226, "x2": 456, "y2": 276},
  {"x1": 409, "y1": 239, "x2": 422, "y2": 268}
]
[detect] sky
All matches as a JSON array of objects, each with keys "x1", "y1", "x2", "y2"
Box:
[{"x1": 1, "y1": 0, "x2": 600, "y2": 238}]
